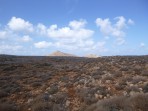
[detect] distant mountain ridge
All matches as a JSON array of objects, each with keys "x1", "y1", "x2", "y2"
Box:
[
  {"x1": 48, "y1": 51, "x2": 101, "y2": 58},
  {"x1": 48, "y1": 51, "x2": 76, "y2": 57}
]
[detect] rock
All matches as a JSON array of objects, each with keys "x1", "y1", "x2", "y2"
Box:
[
  {"x1": 99, "y1": 95, "x2": 103, "y2": 99},
  {"x1": 47, "y1": 86, "x2": 58, "y2": 94},
  {"x1": 27, "y1": 98, "x2": 33, "y2": 103},
  {"x1": 106, "y1": 80, "x2": 111, "y2": 84},
  {"x1": 107, "y1": 94, "x2": 110, "y2": 97},
  {"x1": 108, "y1": 87, "x2": 111, "y2": 90},
  {"x1": 129, "y1": 91, "x2": 138, "y2": 96},
  {"x1": 123, "y1": 91, "x2": 127, "y2": 96},
  {"x1": 66, "y1": 100, "x2": 70, "y2": 107},
  {"x1": 129, "y1": 84, "x2": 134, "y2": 87},
  {"x1": 94, "y1": 93, "x2": 99, "y2": 99},
  {"x1": 139, "y1": 88, "x2": 143, "y2": 91}
]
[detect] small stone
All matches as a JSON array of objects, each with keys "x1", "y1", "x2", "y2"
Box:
[
  {"x1": 27, "y1": 98, "x2": 33, "y2": 103},
  {"x1": 106, "y1": 80, "x2": 111, "y2": 84},
  {"x1": 94, "y1": 93, "x2": 99, "y2": 99},
  {"x1": 107, "y1": 94, "x2": 110, "y2": 97},
  {"x1": 97, "y1": 90, "x2": 100, "y2": 93},
  {"x1": 123, "y1": 91, "x2": 127, "y2": 96},
  {"x1": 130, "y1": 91, "x2": 138, "y2": 96},
  {"x1": 139, "y1": 88, "x2": 143, "y2": 91},
  {"x1": 129, "y1": 84, "x2": 134, "y2": 87},
  {"x1": 145, "y1": 64, "x2": 148, "y2": 69},
  {"x1": 99, "y1": 95, "x2": 103, "y2": 99},
  {"x1": 66, "y1": 100, "x2": 70, "y2": 107},
  {"x1": 77, "y1": 85, "x2": 81, "y2": 89},
  {"x1": 108, "y1": 87, "x2": 111, "y2": 90}
]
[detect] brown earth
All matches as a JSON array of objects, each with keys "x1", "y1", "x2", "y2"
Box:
[{"x1": 0, "y1": 55, "x2": 148, "y2": 111}]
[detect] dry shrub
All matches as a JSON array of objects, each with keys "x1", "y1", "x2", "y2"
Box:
[
  {"x1": 126, "y1": 86, "x2": 140, "y2": 93},
  {"x1": 31, "y1": 101, "x2": 51, "y2": 111},
  {"x1": 132, "y1": 76, "x2": 146, "y2": 84},
  {"x1": 30, "y1": 93, "x2": 67, "y2": 111},
  {"x1": 85, "y1": 93, "x2": 148, "y2": 111},
  {"x1": 126, "y1": 93, "x2": 148, "y2": 111},
  {"x1": 102, "y1": 76, "x2": 114, "y2": 81},
  {"x1": 0, "y1": 90, "x2": 8, "y2": 98},
  {"x1": 0, "y1": 102, "x2": 19, "y2": 111},
  {"x1": 32, "y1": 82, "x2": 42, "y2": 87},
  {"x1": 143, "y1": 84, "x2": 148, "y2": 93},
  {"x1": 141, "y1": 70, "x2": 148, "y2": 76}
]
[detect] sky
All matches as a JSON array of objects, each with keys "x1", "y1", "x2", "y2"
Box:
[{"x1": 0, "y1": 0, "x2": 148, "y2": 56}]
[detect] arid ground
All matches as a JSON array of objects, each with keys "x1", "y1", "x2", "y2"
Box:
[{"x1": 0, "y1": 55, "x2": 148, "y2": 111}]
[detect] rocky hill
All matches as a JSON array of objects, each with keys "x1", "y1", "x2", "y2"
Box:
[
  {"x1": 0, "y1": 55, "x2": 148, "y2": 111},
  {"x1": 48, "y1": 51, "x2": 76, "y2": 57},
  {"x1": 85, "y1": 54, "x2": 100, "y2": 58}
]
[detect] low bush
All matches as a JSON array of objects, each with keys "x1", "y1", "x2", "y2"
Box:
[
  {"x1": 132, "y1": 76, "x2": 146, "y2": 84},
  {"x1": 50, "y1": 93, "x2": 67, "y2": 104},
  {"x1": 0, "y1": 90, "x2": 8, "y2": 98},
  {"x1": 141, "y1": 70, "x2": 148, "y2": 76},
  {"x1": 32, "y1": 82, "x2": 42, "y2": 87},
  {"x1": 126, "y1": 86, "x2": 140, "y2": 93},
  {"x1": 0, "y1": 102, "x2": 19, "y2": 111},
  {"x1": 48, "y1": 86, "x2": 58, "y2": 94},
  {"x1": 31, "y1": 101, "x2": 51, "y2": 111},
  {"x1": 143, "y1": 84, "x2": 148, "y2": 93},
  {"x1": 85, "y1": 93, "x2": 148, "y2": 111}
]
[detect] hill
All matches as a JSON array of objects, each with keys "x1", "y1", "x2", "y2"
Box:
[
  {"x1": 85, "y1": 54, "x2": 100, "y2": 58},
  {"x1": 48, "y1": 50, "x2": 76, "y2": 57}
]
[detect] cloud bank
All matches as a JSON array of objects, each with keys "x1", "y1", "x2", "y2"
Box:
[
  {"x1": 95, "y1": 16, "x2": 134, "y2": 45},
  {"x1": 0, "y1": 16, "x2": 135, "y2": 55}
]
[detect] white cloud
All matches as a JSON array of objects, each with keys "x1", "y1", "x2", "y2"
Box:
[
  {"x1": 34, "y1": 41, "x2": 52, "y2": 48},
  {"x1": 96, "y1": 18, "x2": 113, "y2": 35},
  {"x1": 140, "y1": 43, "x2": 145, "y2": 47},
  {"x1": 114, "y1": 16, "x2": 126, "y2": 29},
  {"x1": 1, "y1": 17, "x2": 107, "y2": 55},
  {"x1": 116, "y1": 37, "x2": 125, "y2": 45},
  {"x1": 7, "y1": 17, "x2": 33, "y2": 32},
  {"x1": 21, "y1": 35, "x2": 32, "y2": 42},
  {"x1": 96, "y1": 41, "x2": 107, "y2": 52},
  {"x1": 0, "y1": 44, "x2": 22, "y2": 54},
  {"x1": 35, "y1": 19, "x2": 99, "y2": 52},
  {"x1": 47, "y1": 27, "x2": 93, "y2": 39},
  {"x1": 46, "y1": 20, "x2": 94, "y2": 39},
  {"x1": 128, "y1": 19, "x2": 134, "y2": 25},
  {"x1": 69, "y1": 19, "x2": 87, "y2": 29},
  {"x1": 112, "y1": 29, "x2": 125, "y2": 38},
  {"x1": 34, "y1": 39, "x2": 107, "y2": 53},
  {"x1": 36, "y1": 20, "x2": 94, "y2": 40},
  {"x1": 96, "y1": 16, "x2": 134, "y2": 45},
  {"x1": 37, "y1": 23, "x2": 47, "y2": 36},
  {"x1": 0, "y1": 31, "x2": 7, "y2": 39}
]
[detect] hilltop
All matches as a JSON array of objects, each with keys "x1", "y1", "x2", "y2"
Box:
[
  {"x1": 85, "y1": 54, "x2": 100, "y2": 58},
  {"x1": 48, "y1": 51, "x2": 76, "y2": 57}
]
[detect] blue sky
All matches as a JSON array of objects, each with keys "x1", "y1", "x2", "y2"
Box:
[{"x1": 0, "y1": 0, "x2": 148, "y2": 56}]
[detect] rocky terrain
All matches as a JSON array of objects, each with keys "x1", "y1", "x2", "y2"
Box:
[{"x1": 0, "y1": 55, "x2": 148, "y2": 111}]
